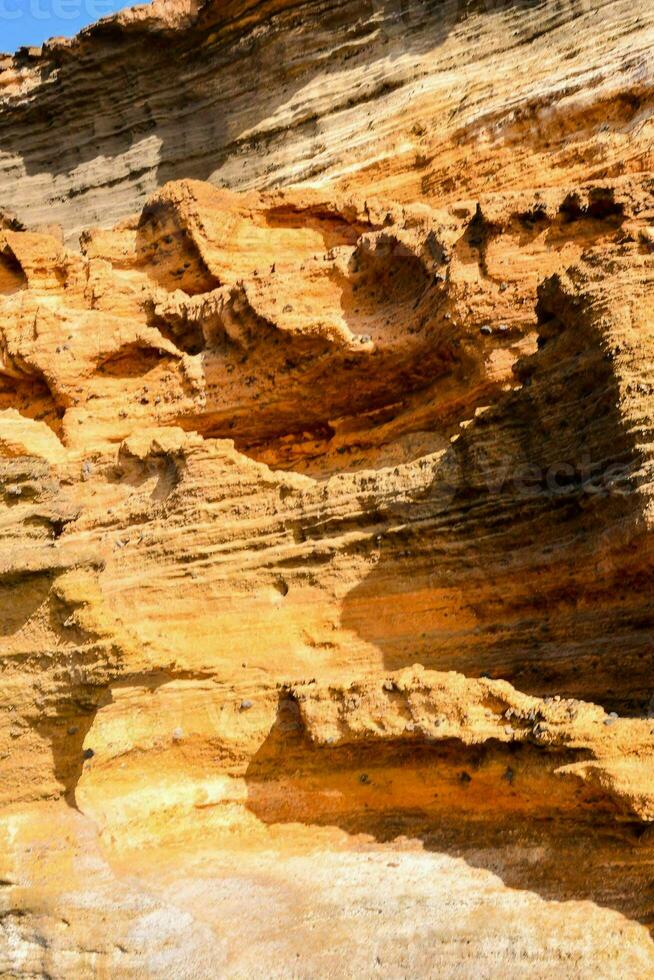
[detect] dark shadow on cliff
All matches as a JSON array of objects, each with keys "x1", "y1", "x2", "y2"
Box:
[
  {"x1": 245, "y1": 695, "x2": 654, "y2": 936},
  {"x1": 339, "y1": 271, "x2": 654, "y2": 714},
  {"x1": 0, "y1": 571, "x2": 52, "y2": 636}
]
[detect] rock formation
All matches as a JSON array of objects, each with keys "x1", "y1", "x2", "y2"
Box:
[{"x1": 1, "y1": 0, "x2": 654, "y2": 976}]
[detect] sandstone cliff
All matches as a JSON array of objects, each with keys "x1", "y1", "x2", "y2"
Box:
[
  {"x1": 1, "y1": 1, "x2": 654, "y2": 977},
  {"x1": 2, "y1": 0, "x2": 653, "y2": 241}
]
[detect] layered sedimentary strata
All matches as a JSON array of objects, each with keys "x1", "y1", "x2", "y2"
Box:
[
  {"x1": 1, "y1": 0, "x2": 654, "y2": 977},
  {"x1": 1, "y1": 170, "x2": 654, "y2": 975},
  {"x1": 1, "y1": 1, "x2": 654, "y2": 241}
]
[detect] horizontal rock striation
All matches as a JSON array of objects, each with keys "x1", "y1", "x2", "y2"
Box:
[
  {"x1": 1, "y1": 1, "x2": 654, "y2": 241},
  {"x1": 1, "y1": 0, "x2": 654, "y2": 977}
]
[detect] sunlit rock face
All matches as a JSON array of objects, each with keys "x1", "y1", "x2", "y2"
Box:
[
  {"x1": 2, "y1": 1, "x2": 654, "y2": 976},
  {"x1": 2, "y1": 0, "x2": 654, "y2": 240}
]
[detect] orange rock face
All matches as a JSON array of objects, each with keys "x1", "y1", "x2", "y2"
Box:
[{"x1": 1, "y1": 1, "x2": 654, "y2": 976}]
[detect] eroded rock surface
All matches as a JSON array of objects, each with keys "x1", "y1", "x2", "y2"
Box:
[
  {"x1": 1, "y1": 1, "x2": 654, "y2": 977},
  {"x1": 1, "y1": 0, "x2": 654, "y2": 241}
]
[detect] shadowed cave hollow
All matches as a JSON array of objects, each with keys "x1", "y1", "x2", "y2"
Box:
[
  {"x1": 85, "y1": 191, "x2": 654, "y2": 715},
  {"x1": 0, "y1": 370, "x2": 66, "y2": 439},
  {"x1": 136, "y1": 199, "x2": 654, "y2": 716}
]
